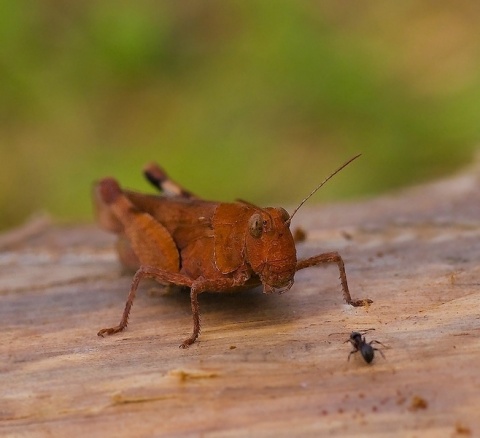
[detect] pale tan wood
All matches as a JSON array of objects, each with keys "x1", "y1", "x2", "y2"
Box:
[{"x1": 2, "y1": 167, "x2": 480, "y2": 437}]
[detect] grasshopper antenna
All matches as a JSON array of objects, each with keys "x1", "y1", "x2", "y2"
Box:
[{"x1": 286, "y1": 154, "x2": 361, "y2": 225}]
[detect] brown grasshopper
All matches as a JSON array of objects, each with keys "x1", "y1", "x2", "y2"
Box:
[{"x1": 94, "y1": 155, "x2": 371, "y2": 348}]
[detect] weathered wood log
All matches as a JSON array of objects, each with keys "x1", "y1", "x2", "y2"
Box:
[{"x1": 2, "y1": 166, "x2": 480, "y2": 437}]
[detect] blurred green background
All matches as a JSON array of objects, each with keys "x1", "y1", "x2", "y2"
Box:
[{"x1": 1, "y1": 1, "x2": 480, "y2": 230}]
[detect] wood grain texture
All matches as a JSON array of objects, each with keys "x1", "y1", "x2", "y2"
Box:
[{"x1": 2, "y1": 167, "x2": 480, "y2": 437}]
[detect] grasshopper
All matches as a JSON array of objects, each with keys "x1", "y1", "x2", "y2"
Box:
[{"x1": 94, "y1": 155, "x2": 371, "y2": 348}]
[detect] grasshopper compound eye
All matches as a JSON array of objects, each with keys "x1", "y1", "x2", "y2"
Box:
[{"x1": 248, "y1": 213, "x2": 263, "y2": 238}]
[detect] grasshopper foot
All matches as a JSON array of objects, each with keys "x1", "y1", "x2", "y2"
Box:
[
  {"x1": 349, "y1": 298, "x2": 373, "y2": 307},
  {"x1": 179, "y1": 334, "x2": 198, "y2": 349},
  {"x1": 97, "y1": 325, "x2": 125, "y2": 337}
]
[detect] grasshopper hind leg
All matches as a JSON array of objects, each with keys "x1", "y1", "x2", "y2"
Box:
[{"x1": 143, "y1": 162, "x2": 197, "y2": 199}]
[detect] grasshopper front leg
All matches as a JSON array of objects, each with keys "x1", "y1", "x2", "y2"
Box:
[{"x1": 295, "y1": 251, "x2": 372, "y2": 307}]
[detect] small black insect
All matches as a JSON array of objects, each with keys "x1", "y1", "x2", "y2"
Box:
[{"x1": 346, "y1": 331, "x2": 386, "y2": 364}]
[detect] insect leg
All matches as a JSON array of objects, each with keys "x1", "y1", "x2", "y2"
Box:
[
  {"x1": 178, "y1": 276, "x2": 250, "y2": 348},
  {"x1": 295, "y1": 251, "x2": 372, "y2": 307},
  {"x1": 370, "y1": 340, "x2": 387, "y2": 359},
  {"x1": 98, "y1": 265, "x2": 193, "y2": 337},
  {"x1": 369, "y1": 340, "x2": 386, "y2": 347},
  {"x1": 372, "y1": 347, "x2": 386, "y2": 359},
  {"x1": 143, "y1": 162, "x2": 197, "y2": 199},
  {"x1": 179, "y1": 287, "x2": 201, "y2": 349},
  {"x1": 347, "y1": 349, "x2": 358, "y2": 361},
  {"x1": 97, "y1": 178, "x2": 181, "y2": 272}
]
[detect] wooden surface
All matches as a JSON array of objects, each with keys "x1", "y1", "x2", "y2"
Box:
[{"x1": 2, "y1": 167, "x2": 480, "y2": 437}]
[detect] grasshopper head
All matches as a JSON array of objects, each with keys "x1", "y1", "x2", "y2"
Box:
[{"x1": 245, "y1": 207, "x2": 297, "y2": 293}]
